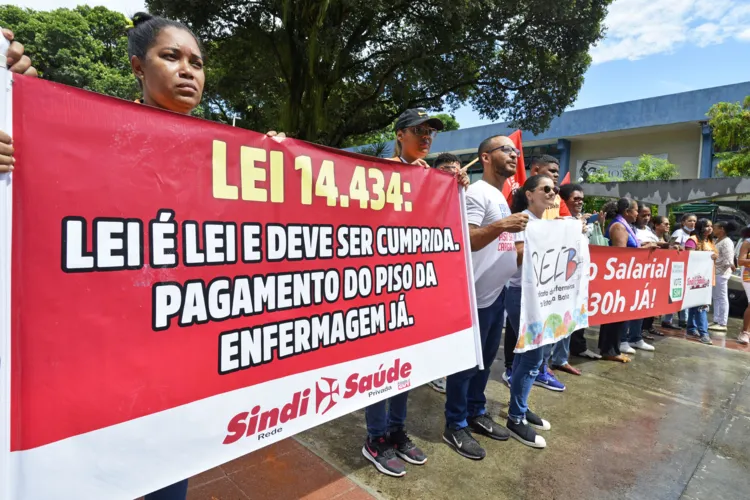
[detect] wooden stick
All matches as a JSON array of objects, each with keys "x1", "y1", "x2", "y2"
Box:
[{"x1": 459, "y1": 156, "x2": 479, "y2": 174}]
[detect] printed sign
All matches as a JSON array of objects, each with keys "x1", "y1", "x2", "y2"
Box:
[
  {"x1": 0, "y1": 75, "x2": 480, "y2": 499},
  {"x1": 517, "y1": 220, "x2": 590, "y2": 353}
]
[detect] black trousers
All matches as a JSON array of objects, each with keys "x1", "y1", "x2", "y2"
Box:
[
  {"x1": 642, "y1": 316, "x2": 655, "y2": 331},
  {"x1": 570, "y1": 328, "x2": 588, "y2": 356},
  {"x1": 598, "y1": 321, "x2": 627, "y2": 357}
]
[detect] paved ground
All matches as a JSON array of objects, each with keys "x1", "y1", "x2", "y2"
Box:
[{"x1": 186, "y1": 314, "x2": 750, "y2": 500}]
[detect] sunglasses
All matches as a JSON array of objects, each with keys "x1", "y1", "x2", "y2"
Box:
[
  {"x1": 409, "y1": 126, "x2": 438, "y2": 138},
  {"x1": 487, "y1": 145, "x2": 521, "y2": 156},
  {"x1": 536, "y1": 185, "x2": 559, "y2": 194},
  {"x1": 571, "y1": 196, "x2": 584, "y2": 202}
]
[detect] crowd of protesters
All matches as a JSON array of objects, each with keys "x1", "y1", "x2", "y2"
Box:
[{"x1": 0, "y1": 11, "x2": 745, "y2": 494}]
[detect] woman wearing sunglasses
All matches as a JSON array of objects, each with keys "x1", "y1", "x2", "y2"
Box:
[{"x1": 501, "y1": 174, "x2": 557, "y2": 449}]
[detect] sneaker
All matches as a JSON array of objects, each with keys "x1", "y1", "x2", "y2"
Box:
[
  {"x1": 506, "y1": 418, "x2": 546, "y2": 449},
  {"x1": 469, "y1": 414, "x2": 510, "y2": 441},
  {"x1": 534, "y1": 370, "x2": 566, "y2": 392},
  {"x1": 679, "y1": 320, "x2": 688, "y2": 328},
  {"x1": 502, "y1": 368, "x2": 512, "y2": 388},
  {"x1": 428, "y1": 378, "x2": 446, "y2": 394},
  {"x1": 686, "y1": 330, "x2": 701, "y2": 338},
  {"x1": 362, "y1": 436, "x2": 406, "y2": 477},
  {"x1": 699, "y1": 335, "x2": 713, "y2": 345},
  {"x1": 442, "y1": 426, "x2": 486, "y2": 460},
  {"x1": 738, "y1": 332, "x2": 750, "y2": 345},
  {"x1": 708, "y1": 324, "x2": 727, "y2": 332},
  {"x1": 524, "y1": 409, "x2": 551, "y2": 431},
  {"x1": 648, "y1": 326, "x2": 664, "y2": 337},
  {"x1": 619, "y1": 342, "x2": 636, "y2": 355},
  {"x1": 577, "y1": 349, "x2": 602, "y2": 360},
  {"x1": 630, "y1": 340, "x2": 655, "y2": 351},
  {"x1": 387, "y1": 429, "x2": 427, "y2": 465}
]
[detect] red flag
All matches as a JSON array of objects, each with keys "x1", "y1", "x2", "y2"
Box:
[
  {"x1": 558, "y1": 171, "x2": 571, "y2": 216},
  {"x1": 502, "y1": 130, "x2": 526, "y2": 203}
]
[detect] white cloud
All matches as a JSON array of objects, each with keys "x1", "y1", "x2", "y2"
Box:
[
  {"x1": 10, "y1": 0, "x2": 145, "y2": 16},
  {"x1": 591, "y1": 0, "x2": 750, "y2": 64}
]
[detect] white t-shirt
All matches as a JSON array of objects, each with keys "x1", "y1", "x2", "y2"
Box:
[
  {"x1": 507, "y1": 209, "x2": 539, "y2": 288},
  {"x1": 466, "y1": 180, "x2": 519, "y2": 309},
  {"x1": 672, "y1": 228, "x2": 692, "y2": 245},
  {"x1": 636, "y1": 226, "x2": 659, "y2": 245}
]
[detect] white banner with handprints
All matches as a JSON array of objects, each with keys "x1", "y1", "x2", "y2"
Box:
[{"x1": 516, "y1": 220, "x2": 590, "y2": 353}]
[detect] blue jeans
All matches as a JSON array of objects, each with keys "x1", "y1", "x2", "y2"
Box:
[
  {"x1": 549, "y1": 336, "x2": 571, "y2": 367},
  {"x1": 621, "y1": 319, "x2": 644, "y2": 344},
  {"x1": 445, "y1": 290, "x2": 505, "y2": 429},
  {"x1": 663, "y1": 309, "x2": 687, "y2": 324},
  {"x1": 687, "y1": 307, "x2": 708, "y2": 336},
  {"x1": 365, "y1": 391, "x2": 409, "y2": 438},
  {"x1": 145, "y1": 480, "x2": 189, "y2": 500},
  {"x1": 503, "y1": 286, "x2": 546, "y2": 421}
]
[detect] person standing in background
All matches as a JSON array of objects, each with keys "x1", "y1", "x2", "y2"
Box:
[
  {"x1": 427, "y1": 152, "x2": 463, "y2": 394},
  {"x1": 529, "y1": 155, "x2": 563, "y2": 220},
  {"x1": 736, "y1": 226, "x2": 750, "y2": 345},
  {"x1": 684, "y1": 219, "x2": 717, "y2": 345},
  {"x1": 663, "y1": 213, "x2": 698, "y2": 330},
  {"x1": 709, "y1": 221, "x2": 736, "y2": 333}
]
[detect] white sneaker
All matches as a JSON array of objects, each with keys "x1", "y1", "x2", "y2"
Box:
[
  {"x1": 428, "y1": 378, "x2": 446, "y2": 393},
  {"x1": 579, "y1": 349, "x2": 602, "y2": 360},
  {"x1": 619, "y1": 342, "x2": 636, "y2": 355},
  {"x1": 708, "y1": 324, "x2": 727, "y2": 333},
  {"x1": 630, "y1": 340, "x2": 655, "y2": 351},
  {"x1": 738, "y1": 332, "x2": 750, "y2": 345}
]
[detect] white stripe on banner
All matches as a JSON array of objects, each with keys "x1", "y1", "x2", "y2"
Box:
[{"x1": 10, "y1": 328, "x2": 475, "y2": 500}]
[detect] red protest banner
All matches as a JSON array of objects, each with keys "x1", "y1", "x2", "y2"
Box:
[
  {"x1": 2, "y1": 76, "x2": 479, "y2": 499},
  {"x1": 587, "y1": 246, "x2": 713, "y2": 326}
]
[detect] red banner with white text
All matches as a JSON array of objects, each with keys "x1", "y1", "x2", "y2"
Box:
[
  {"x1": 0, "y1": 75, "x2": 479, "y2": 499},
  {"x1": 588, "y1": 246, "x2": 713, "y2": 326}
]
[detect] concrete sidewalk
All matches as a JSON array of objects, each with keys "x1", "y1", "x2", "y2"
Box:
[{"x1": 189, "y1": 319, "x2": 750, "y2": 500}]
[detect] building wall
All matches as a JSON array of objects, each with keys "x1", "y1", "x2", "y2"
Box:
[{"x1": 569, "y1": 127, "x2": 701, "y2": 180}]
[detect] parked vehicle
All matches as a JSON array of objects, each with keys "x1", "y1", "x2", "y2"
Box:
[{"x1": 672, "y1": 203, "x2": 750, "y2": 239}]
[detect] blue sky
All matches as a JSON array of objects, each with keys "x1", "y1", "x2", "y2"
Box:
[
  {"x1": 454, "y1": 0, "x2": 750, "y2": 128},
  {"x1": 15, "y1": 0, "x2": 750, "y2": 131}
]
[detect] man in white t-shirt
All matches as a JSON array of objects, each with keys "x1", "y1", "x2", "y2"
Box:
[{"x1": 443, "y1": 135, "x2": 528, "y2": 460}]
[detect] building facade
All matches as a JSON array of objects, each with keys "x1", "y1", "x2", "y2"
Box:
[{"x1": 350, "y1": 82, "x2": 750, "y2": 183}]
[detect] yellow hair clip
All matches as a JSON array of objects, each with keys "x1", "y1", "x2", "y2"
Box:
[{"x1": 125, "y1": 18, "x2": 134, "y2": 29}]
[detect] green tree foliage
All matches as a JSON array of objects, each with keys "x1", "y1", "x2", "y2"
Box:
[
  {"x1": 585, "y1": 154, "x2": 679, "y2": 183},
  {"x1": 0, "y1": 5, "x2": 137, "y2": 100},
  {"x1": 147, "y1": 0, "x2": 611, "y2": 146},
  {"x1": 707, "y1": 96, "x2": 750, "y2": 177}
]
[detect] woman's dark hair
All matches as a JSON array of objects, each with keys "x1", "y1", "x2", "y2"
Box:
[
  {"x1": 681, "y1": 213, "x2": 697, "y2": 224},
  {"x1": 741, "y1": 225, "x2": 750, "y2": 239},
  {"x1": 127, "y1": 13, "x2": 204, "y2": 85},
  {"x1": 694, "y1": 218, "x2": 712, "y2": 242},
  {"x1": 714, "y1": 220, "x2": 737, "y2": 235},
  {"x1": 602, "y1": 197, "x2": 635, "y2": 219},
  {"x1": 510, "y1": 174, "x2": 550, "y2": 214},
  {"x1": 652, "y1": 215, "x2": 669, "y2": 226},
  {"x1": 559, "y1": 183, "x2": 583, "y2": 202}
]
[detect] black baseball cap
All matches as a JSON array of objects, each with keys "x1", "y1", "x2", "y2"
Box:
[{"x1": 395, "y1": 108, "x2": 445, "y2": 131}]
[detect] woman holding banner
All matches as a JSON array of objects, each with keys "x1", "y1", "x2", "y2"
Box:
[
  {"x1": 684, "y1": 219, "x2": 717, "y2": 345},
  {"x1": 598, "y1": 198, "x2": 640, "y2": 363},
  {"x1": 503, "y1": 174, "x2": 557, "y2": 449},
  {"x1": 737, "y1": 226, "x2": 750, "y2": 345},
  {"x1": 0, "y1": 29, "x2": 38, "y2": 172}
]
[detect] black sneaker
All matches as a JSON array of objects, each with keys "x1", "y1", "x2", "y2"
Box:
[
  {"x1": 362, "y1": 436, "x2": 407, "y2": 477},
  {"x1": 524, "y1": 409, "x2": 551, "y2": 431},
  {"x1": 506, "y1": 418, "x2": 546, "y2": 449},
  {"x1": 679, "y1": 320, "x2": 688, "y2": 328},
  {"x1": 468, "y1": 414, "x2": 510, "y2": 441},
  {"x1": 442, "y1": 426, "x2": 486, "y2": 460},
  {"x1": 387, "y1": 429, "x2": 427, "y2": 465},
  {"x1": 661, "y1": 322, "x2": 680, "y2": 330}
]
